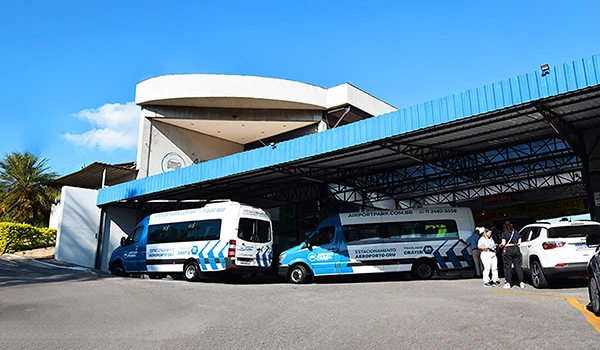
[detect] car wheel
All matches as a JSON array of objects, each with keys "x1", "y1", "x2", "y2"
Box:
[
  {"x1": 588, "y1": 274, "x2": 600, "y2": 316},
  {"x1": 289, "y1": 264, "x2": 310, "y2": 284},
  {"x1": 411, "y1": 260, "x2": 435, "y2": 280},
  {"x1": 184, "y1": 261, "x2": 200, "y2": 282},
  {"x1": 531, "y1": 260, "x2": 549, "y2": 288},
  {"x1": 111, "y1": 262, "x2": 129, "y2": 277}
]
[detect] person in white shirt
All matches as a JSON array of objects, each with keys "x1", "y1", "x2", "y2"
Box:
[{"x1": 478, "y1": 228, "x2": 500, "y2": 287}]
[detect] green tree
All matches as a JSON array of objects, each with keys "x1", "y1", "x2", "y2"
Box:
[{"x1": 0, "y1": 151, "x2": 59, "y2": 225}]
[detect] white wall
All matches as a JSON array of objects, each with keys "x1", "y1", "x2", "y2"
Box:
[
  {"x1": 54, "y1": 186, "x2": 100, "y2": 268},
  {"x1": 99, "y1": 206, "x2": 139, "y2": 272},
  {"x1": 137, "y1": 116, "x2": 244, "y2": 178}
]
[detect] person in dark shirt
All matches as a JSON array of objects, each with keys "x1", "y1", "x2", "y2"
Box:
[
  {"x1": 500, "y1": 221, "x2": 524, "y2": 289},
  {"x1": 490, "y1": 224, "x2": 504, "y2": 277},
  {"x1": 466, "y1": 228, "x2": 483, "y2": 277}
]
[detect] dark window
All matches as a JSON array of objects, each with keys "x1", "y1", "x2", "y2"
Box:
[
  {"x1": 126, "y1": 227, "x2": 143, "y2": 245},
  {"x1": 147, "y1": 224, "x2": 171, "y2": 244},
  {"x1": 148, "y1": 219, "x2": 222, "y2": 244},
  {"x1": 530, "y1": 227, "x2": 541, "y2": 241},
  {"x1": 196, "y1": 219, "x2": 222, "y2": 240},
  {"x1": 399, "y1": 222, "x2": 422, "y2": 240},
  {"x1": 342, "y1": 224, "x2": 382, "y2": 245},
  {"x1": 238, "y1": 218, "x2": 272, "y2": 243},
  {"x1": 309, "y1": 226, "x2": 336, "y2": 246},
  {"x1": 548, "y1": 225, "x2": 600, "y2": 238},
  {"x1": 519, "y1": 227, "x2": 532, "y2": 242}
]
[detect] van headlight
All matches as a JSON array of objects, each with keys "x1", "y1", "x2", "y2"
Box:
[{"x1": 279, "y1": 252, "x2": 286, "y2": 263}]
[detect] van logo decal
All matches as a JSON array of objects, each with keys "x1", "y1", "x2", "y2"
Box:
[
  {"x1": 308, "y1": 252, "x2": 334, "y2": 262},
  {"x1": 191, "y1": 246, "x2": 198, "y2": 254},
  {"x1": 423, "y1": 245, "x2": 433, "y2": 254}
]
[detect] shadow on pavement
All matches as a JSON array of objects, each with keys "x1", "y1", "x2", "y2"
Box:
[{"x1": 0, "y1": 255, "x2": 106, "y2": 289}]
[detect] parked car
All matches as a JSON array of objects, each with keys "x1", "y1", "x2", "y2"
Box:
[
  {"x1": 586, "y1": 231, "x2": 600, "y2": 316},
  {"x1": 518, "y1": 220, "x2": 600, "y2": 288}
]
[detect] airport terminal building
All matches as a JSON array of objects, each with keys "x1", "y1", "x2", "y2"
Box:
[{"x1": 51, "y1": 55, "x2": 600, "y2": 272}]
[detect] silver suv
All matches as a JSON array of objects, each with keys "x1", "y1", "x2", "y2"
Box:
[{"x1": 518, "y1": 220, "x2": 600, "y2": 288}]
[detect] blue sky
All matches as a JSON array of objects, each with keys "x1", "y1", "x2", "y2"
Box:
[{"x1": 1, "y1": 1, "x2": 599, "y2": 175}]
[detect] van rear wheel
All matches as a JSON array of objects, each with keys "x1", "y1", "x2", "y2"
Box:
[
  {"x1": 289, "y1": 264, "x2": 310, "y2": 284},
  {"x1": 184, "y1": 261, "x2": 200, "y2": 282},
  {"x1": 411, "y1": 260, "x2": 435, "y2": 280}
]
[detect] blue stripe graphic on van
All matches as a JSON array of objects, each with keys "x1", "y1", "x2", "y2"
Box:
[
  {"x1": 206, "y1": 241, "x2": 219, "y2": 270},
  {"x1": 198, "y1": 241, "x2": 211, "y2": 270},
  {"x1": 433, "y1": 241, "x2": 448, "y2": 269},
  {"x1": 217, "y1": 243, "x2": 226, "y2": 269},
  {"x1": 461, "y1": 246, "x2": 472, "y2": 266},
  {"x1": 446, "y1": 241, "x2": 461, "y2": 268},
  {"x1": 256, "y1": 252, "x2": 262, "y2": 267}
]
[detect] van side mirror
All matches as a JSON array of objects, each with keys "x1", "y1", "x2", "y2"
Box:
[
  {"x1": 120, "y1": 237, "x2": 127, "y2": 246},
  {"x1": 302, "y1": 240, "x2": 311, "y2": 250},
  {"x1": 586, "y1": 233, "x2": 600, "y2": 247}
]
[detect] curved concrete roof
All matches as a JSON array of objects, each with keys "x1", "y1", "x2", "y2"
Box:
[
  {"x1": 136, "y1": 74, "x2": 397, "y2": 116},
  {"x1": 136, "y1": 74, "x2": 328, "y2": 110}
]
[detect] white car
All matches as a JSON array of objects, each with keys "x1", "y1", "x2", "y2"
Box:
[{"x1": 518, "y1": 220, "x2": 600, "y2": 288}]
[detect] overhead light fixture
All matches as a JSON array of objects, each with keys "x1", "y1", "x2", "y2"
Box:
[{"x1": 541, "y1": 64, "x2": 550, "y2": 77}]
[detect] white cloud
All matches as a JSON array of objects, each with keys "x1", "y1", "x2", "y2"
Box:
[{"x1": 63, "y1": 102, "x2": 140, "y2": 152}]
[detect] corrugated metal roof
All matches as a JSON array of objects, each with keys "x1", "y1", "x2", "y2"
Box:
[
  {"x1": 97, "y1": 54, "x2": 600, "y2": 206},
  {"x1": 52, "y1": 162, "x2": 137, "y2": 189}
]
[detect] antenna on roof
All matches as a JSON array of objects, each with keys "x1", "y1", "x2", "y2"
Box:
[{"x1": 232, "y1": 115, "x2": 277, "y2": 149}]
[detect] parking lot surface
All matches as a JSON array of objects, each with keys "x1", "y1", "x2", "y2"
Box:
[{"x1": 0, "y1": 257, "x2": 597, "y2": 350}]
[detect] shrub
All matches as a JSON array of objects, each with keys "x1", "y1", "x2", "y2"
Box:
[{"x1": 0, "y1": 222, "x2": 56, "y2": 254}]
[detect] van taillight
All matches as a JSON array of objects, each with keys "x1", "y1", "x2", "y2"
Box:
[
  {"x1": 542, "y1": 241, "x2": 565, "y2": 250},
  {"x1": 228, "y1": 240, "x2": 236, "y2": 258}
]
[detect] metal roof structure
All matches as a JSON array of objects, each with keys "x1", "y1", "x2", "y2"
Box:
[
  {"x1": 97, "y1": 54, "x2": 600, "y2": 212},
  {"x1": 52, "y1": 162, "x2": 137, "y2": 189}
]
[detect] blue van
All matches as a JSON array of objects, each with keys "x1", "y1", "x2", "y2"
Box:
[{"x1": 278, "y1": 207, "x2": 475, "y2": 283}]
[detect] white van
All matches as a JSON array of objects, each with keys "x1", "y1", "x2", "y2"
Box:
[
  {"x1": 278, "y1": 207, "x2": 475, "y2": 283},
  {"x1": 109, "y1": 200, "x2": 273, "y2": 281}
]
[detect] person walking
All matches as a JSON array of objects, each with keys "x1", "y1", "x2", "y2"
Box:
[
  {"x1": 500, "y1": 221, "x2": 524, "y2": 289},
  {"x1": 466, "y1": 228, "x2": 484, "y2": 277},
  {"x1": 478, "y1": 228, "x2": 500, "y2": 287}
]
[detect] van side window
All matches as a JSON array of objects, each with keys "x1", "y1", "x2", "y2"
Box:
[
  {"x1": 423, "y1": 220, "x2": 458, "y2": 239},
  {"x1": 197, "y1": 219, "x2": 221, "y2": 240},
  {"x1": 342, "y1": 224, "x2": 383, "y2": 245},
  {"x1": 399, "y1": 222, "x2": 422, "y2": 240},
  {"x1": 127, "y1": 227, "x2": 143, "y2": 245},
  {"x1": 147, "y1": 224, "x2": 171, "y2": 244},
  {"x1": 310, "y1": 226, "x2": 335, "y2": 246},
  {"x1": 238, "y1": 218, "x2": 272, "y2": 243}
]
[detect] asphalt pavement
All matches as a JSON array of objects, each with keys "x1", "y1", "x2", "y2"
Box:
[{"x1": 0, "y1": 255, "x2": 597, "y2": 350}]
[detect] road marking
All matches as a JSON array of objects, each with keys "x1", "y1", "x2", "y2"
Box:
[
  {"x1": 566, "y1": 297, "x2": 600, "y2": 333},
  {"x1": 490, "y1": 289, "x2": 600, "y2": 333},
  {"x1": 490, "y1": 289, "x2": 588, "y2": 302}
]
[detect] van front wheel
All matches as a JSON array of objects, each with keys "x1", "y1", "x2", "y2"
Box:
[
  {"x1": 111, "y1": 262, "x2": 129, "y2": 277},
  {"x1": 411, "y1": 260, "x2": 435, "y2": 280},
  {"x1": 184, "y1": 261, "x2": 200, "y2": 282},
  {"x1": 289, "y1": 264, "x2": 310, "y2": 284}
]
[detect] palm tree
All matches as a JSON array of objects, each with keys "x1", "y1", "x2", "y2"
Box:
[{"x1": 0, "y1": 151, "x2": 59, "y2": 225}]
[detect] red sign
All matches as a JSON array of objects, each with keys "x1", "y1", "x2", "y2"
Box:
[{"x1": 482, "y1": 194, "x2": 509, "y2": 204}]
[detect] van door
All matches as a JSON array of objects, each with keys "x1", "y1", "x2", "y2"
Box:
[
  {"x1": 122, "y1": 226, "x2": 145, "y2": 272},
  {"x1": 236, "y1": 218, "x2": 272, "y2": 268},
  {"x1": 306, "y1": 225, "x2": 340, "y2": 276}
]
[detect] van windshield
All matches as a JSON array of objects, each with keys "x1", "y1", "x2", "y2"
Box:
[
  {"x1": 238, "y1": 218, "x2": 271, "y2": 243},
  {"x1": 547, "y1": 225, "x2": 600, "y2": 238}
]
